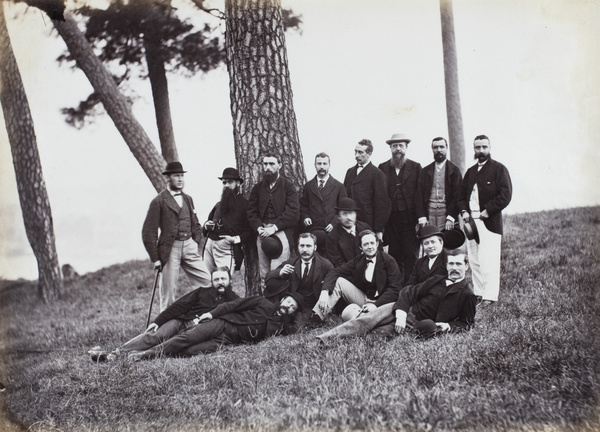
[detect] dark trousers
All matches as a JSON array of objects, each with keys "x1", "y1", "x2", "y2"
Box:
[{"x1": 385, "y1": 210, "x2": 419, "y2": 283}]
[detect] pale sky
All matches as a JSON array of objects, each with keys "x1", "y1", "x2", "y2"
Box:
[{"x1": 1, "y1": 0, "x2": 599, "y2": 280}]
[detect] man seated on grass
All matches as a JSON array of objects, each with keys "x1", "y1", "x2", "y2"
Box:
[
  {"x1": 316, "y1": 249, "x2": 476, "y2": 343},
  {"x1": 90, "y1": 266, "x2": 238, "y2": 362},
  {"x1": 126, "y1": 292, "x2": 303, "y2": 360}
]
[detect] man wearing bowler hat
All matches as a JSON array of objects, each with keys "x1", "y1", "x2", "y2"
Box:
[
  {"x1": 203, "y1": 168, "x2": 253, "y2": 274},
  {"x1": 142, "y1": 162, "x2": 211, "y2": 311},
  {"x1": 378, "y1": 133, "x2": 422, "y2": 283},
  {"x1": 247, "y1": 154, "x2": 300, "y2": 289},
  {"x1": 326, "y1": 198, "x2": 371, "y2": 268},
  {"x1": 458, "y1": 135, "x2": 512, "y2": 305},
  {"x1": 416, "y1": 137, "x2": 463, "y2": 231}
]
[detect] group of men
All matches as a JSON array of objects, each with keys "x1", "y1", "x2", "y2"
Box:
[{"x1": 95, "y1": 132, "x2": 512, "y2": 360}]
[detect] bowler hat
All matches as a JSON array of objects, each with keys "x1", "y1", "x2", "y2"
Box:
[
  {"x1": 284, "y1": 291, "x2": 304, "y2": 311},
  {"x1": 218, "y1": 167, "x2": 244, "y2": 183},
  {"x1": 261, "y1": 235, "x2": 283, "y2": 259},
  {"x1": 162, "y1": 161, "x2": 187, "y2": 175},
  {"x1": 263, "y1": 279, "x2": 291, "y2": 300},
  {"x1": 386, "y1": 133, "x2": 411, "y2": 145},
  {"x1": 462, "y1": 218, "x2": 480, "y2": 244},
  {"x1": 417, "y1": 224, "x2": 444, "y2": 241},
  {"x1": 441, "y1": 227, "x2": 466, "y2": 250},
  {"x1": 309, "y1": 227, "x2": 328, "y2": 251},
  {"x1": 335, "y1": 197, "x2": 359, "y2": 212}
]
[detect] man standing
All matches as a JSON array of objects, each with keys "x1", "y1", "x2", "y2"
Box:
[
  {"x1": 416, "y1": 137, "x2": 462, "y2": 231},
  {"x1": 203, "y1": 168, "x2": 253, "y2": 273},
  {"x1": 326, "y1": 198, "x2": 371, "y2": 268},
  {"x1": 142, "y1": 162, "x2": 211, "y2": 311},
  {"x1": 343, "y1": 139, "x2": 391, "y2": 241},
  {"x1": 264, "y1": 233, "x2": 334, "y2": 326},
  {"x1": 378, "y1": 133, "x2": 422, "y2": 282},
  {"x1": 300, "y1": 152, "x2": 347, "y2": 235},
  {"x1": 314, "y1": 230, "x2": 403, "y2": 319},
  {"x1": 458, "y1": 135, "x2": 512, "y2": 305},
  {"x1": 247, "y1": 154, "x2": 300, "y2": 288}
]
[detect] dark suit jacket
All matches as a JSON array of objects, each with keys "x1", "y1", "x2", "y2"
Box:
[
  {"x1": 457, "y1": 158, "x2": 512, "y2": 235},
  {"x1": 247, "y1": 175, "x2": 300, "y2": 247},
  {"x1": 326, "y1": 220, "x2": 371, "y2": 268},
  {"x1": 378, "y1": 158, "x2": 422, "y2": 219},
  {"x1": 343, "y1": 162, "x2": 391, "y2": 232},
  {"x1": 405, "y1": 249, "x2": 448, "y2": 287},
  {"x1": 142, "y1": 190, "x2": 202, "y2": 265},
  {"x1": 415, "y1": 160, "x2": 462, "y2": 222},
  {"x1": 300, "y1": 175, "x2": 347, "y2": 228},
  {"x1": 153, "y1": 286, "x2": 239, "y2": 327},
  {"x1": 265, "y1": 254, "x2": 334, "y2": 301},
  {"x1": 321, "y1": 250, "x2": 403, "y2": 307},
  {"x1": 393, "y1": 275, "x2": 476, "y2": 332}
]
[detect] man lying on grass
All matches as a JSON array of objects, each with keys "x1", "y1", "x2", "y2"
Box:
[
  {"x1": 90, "y1": 266, "x2": 238, "y2": 362},
  {"x1": 316, "y1": 249, "x2": 476, "y2": 344}
]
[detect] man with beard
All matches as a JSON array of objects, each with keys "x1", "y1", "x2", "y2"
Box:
[
  {"x1": 416, "y1": 137, "x2": 463, "y2": 231},
  {"x1": 300, "y1": 153, "x2": 347, "y2": 238},
  {"x1": 203, "y1": 168, "x2": 253, "y2": 273},
  {"x1": 316, "y1": 250, "x2": 476, "y2": 343},
  {"x1": 458, "y1": 135, "x2": 512, "y2": 306},
  {"x1": 326, "y1": 198, "x2": 371, "y2": 268},
  {"x1": 126, "y1": 293, "x2": 303, "y2": 359},
  {"x1": 343, "y1": 139, "x2": 391, "y2": 241},
  {"x1": 264, "y1": 233, "x2": 334, "y2": 326},
  {"x1": 378, "y1": 133, "x2": 422, "y2": 283},
  {"x1": 142, "y1": 162, "x2": 211, "y2": 311},
  {"x1": 89, "y1": 267, "x2": 238, "y2": 362}
]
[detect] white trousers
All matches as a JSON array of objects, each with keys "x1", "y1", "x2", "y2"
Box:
[
  {"x1": 466, "y1": 218, "x2": 502, "y2": 302},
  {"x1": 312, "y1": 278, "x2": 373, "y2": 320},
  {"x1": 204, "y1": 237, "x2": 235, "y2": 274}
]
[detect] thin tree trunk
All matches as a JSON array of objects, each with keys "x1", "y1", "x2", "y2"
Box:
[
  {"x1": 225, "y1": 0, "x2": 305, "y2": 294},
  {"x1": 440, "y1": 0, "x2": 465, "y2": 173},
  {"x1": 0, "y1": 4, "x2": 62, "y2": 301},
  {"x1": 52, "y1": 13, "x2": 166, "y2": 192}
]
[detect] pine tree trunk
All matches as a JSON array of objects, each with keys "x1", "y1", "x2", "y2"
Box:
[
  {"x1": 52, "y1": 14, "x2": 166, "y2": 192},
  {"x1": 225, "y1": 0, "x2": 306, "y2": 295},
  {"x1": 0, "y1": 4, "x2": 63, "y2": 301},
  {"x1": 440, "y1": 0, "x2": 466, "y2": 173}
]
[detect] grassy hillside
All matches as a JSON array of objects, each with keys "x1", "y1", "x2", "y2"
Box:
[{"x1": 0, "y1": 207, "x2": 598, "y2": 432}]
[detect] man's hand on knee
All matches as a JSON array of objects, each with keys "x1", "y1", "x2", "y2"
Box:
[
  {"x1": 317, "y1": 291, "x2": 330, "y2": 314},
  {"x1": 145, "y1": 323, "x2": 158, "y2": 333}
]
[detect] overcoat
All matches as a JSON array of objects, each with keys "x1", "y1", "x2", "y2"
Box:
[{"x1": 299, "y1": 175, "x2": 347, "y2": 228}]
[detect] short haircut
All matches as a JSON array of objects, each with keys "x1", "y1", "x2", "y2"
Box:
[
  {"x1": 474, "y1": 135, "x2": 490, "y2": 143},
  {"x1": 211, "y1": 266, "x2": 231, "y2": 279},
  {"x1": 263, "y1": 153, "x2": 281, "y2": 163},
  {"x1": 315, "y1": 152, "x2": 330, "y2": 162},
  {"x1": 358, "y1": 229, "x2": 377, "y2": 243},
  {"x1": 446, "y1": 249, "x2": 469, "y2": 265},
  {"x1": 357, "y1": 139, "x2": 374, "y2": 155},
  {"x1": 298, "y1": 232, "x2": 317, "y2": 244},
  {"x1": 432, "y1": 137, "x2": 448, "y2": 146}
]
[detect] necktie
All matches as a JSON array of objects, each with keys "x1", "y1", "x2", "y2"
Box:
[
  {"x1": 174, "y1": 192, "x2": 182, "y2": 196},
  {"x1": 318, "y1": 179, "x2": 324, "y2": 190},
  {"x1": 365, "y1": 259, "x2": 374, "y2": 282},
  {"x1": 302, "y1": 263, "x2": 310, "y2": 280}
]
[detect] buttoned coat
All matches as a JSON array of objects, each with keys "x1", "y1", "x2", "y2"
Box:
[
  {"x1": 142, "y1": 190, "x2": 202, "y2": 265},
  {"x1": 247, "y1": 175, "x2": 300, "y2": 248},
  {"x1": 457, "y1": 158, "x2": 512, "y2": 235},
  {"x1": 415, "y1": 160, "x2": 462, "y2": 222},
  {"x1": 393, "y1": 275, "x2": 476, "y2": 332},
  {"x1": 300, "y1": 175, "x2": 347, "y2": 228},
  {"x1": 405, "y1": 249, "x2": 448, "y2": 287},
  {"x1": 378, "y1": 158, "x2": 422, "y2": 218},
  {"x1": 343, "y1": 162, "x2": 391, "y2": 232},
  {"x1": 325, "y1": 220, "x2": 371, "y2": 268},
  {"x1": 321, "y1": 250, "x2": 403, "y2": 307}
]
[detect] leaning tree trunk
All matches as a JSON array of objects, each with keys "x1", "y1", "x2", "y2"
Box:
[
  {"x1": 440, "y1": 0, "x2": 465, "y2": 173},
  {"x1": 225, "y1": 0, "x2": 305, "y2": 295},
  {"x1": 0, "y1": 4, "x2": 62, "y2": 301},
  {"x1": 52, "y1": 13, "x2": 166, "y2": 192}
]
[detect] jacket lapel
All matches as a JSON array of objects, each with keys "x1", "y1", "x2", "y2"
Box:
[{"x1": 163, "y1": 190, "x2": 181, "y2": 214}]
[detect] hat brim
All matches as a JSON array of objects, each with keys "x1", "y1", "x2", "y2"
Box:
[
  {"x1": 261, "y1": 235, "x2": 283, "y2": 259},
  {"x1": 162, "y1": 170, "x2": 187, "y2": 175},
  {"x1": 462, "y1": 219, "x2": 480, "y2": 244},
  {"x1": 386, "y1": 139, "x2": 411, "y2": 145},
  {"x1": 218, "y1": 177, "x2": 244, "y2": 183},
  {"x1": 441, "y1": 228, "x2": 466, "y2": 249}
]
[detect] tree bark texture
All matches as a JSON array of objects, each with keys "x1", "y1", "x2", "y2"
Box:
[
  {"x1": 0, "y1": 4, "x2": 63, "y2": 301},
  {"x1": 225, "y1": 0, "x2": 305, "y2": 295},
  {"x1": 440, "y1": 0, "x2": 466, "y2": 173},
  {"x1": 53, "y1": 14, "x2": 166, "y2": 192}
]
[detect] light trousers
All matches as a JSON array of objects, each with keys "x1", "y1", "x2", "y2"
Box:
[
  {"x1": 317, "y1": 303, "x2": 395, "y2": 343},
  {"x1": 204, "y1": 238, "x2": 235, "y2": 273},
  {"x1": 312, "y1": 277, "x2": 373, "y2": 320},
  {"x1": 466, "y1": 218, "x2": 502, "y2": 301}
]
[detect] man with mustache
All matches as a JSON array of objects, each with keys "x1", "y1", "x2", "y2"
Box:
[
  {"x1": 343, "y1": 139, "x2": 391, "y2": 242},
  {"x1": 203, "y1": 168, "x2": 252, "y2": 274},
  {"x1": 264, "y1": 233, "x2": 334, "y2": 326},
  {"x1": 90, "y1": 267, "x2": 239, "y2": 361},
  {"x1": 378, "y1": 133, "x2": 423, "y2": 283},
  {"x1": 142, "y1": 161, "x2": 211, "y2": 311},
  {"x1": 457, "y1": 135, "x2": 512, "y2": 306},
  {"x1": 416, "y1": 137, "x2": 463, "y2": 231},
  {"x1": 326, "y1": 198, "x2": 371, "y2": 268},
  {"x1": 316, "y1": 250, "x2": 476, "y2": 343},
  {"x1": 247, "y1": 154, "x2": 300, "y2": 289}
]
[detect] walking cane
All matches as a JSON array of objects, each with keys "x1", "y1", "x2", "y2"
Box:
[{"x1": 146, "y1": 268, "x2": 161, "y2": 329}]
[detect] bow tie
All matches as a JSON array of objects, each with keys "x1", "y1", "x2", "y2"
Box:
[{"x1": 173, "y1": 192, "x2": 182, "y2": 196}]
